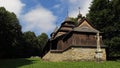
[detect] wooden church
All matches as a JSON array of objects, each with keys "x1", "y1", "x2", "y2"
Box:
[{"x1": 42, "y1": 12, "x2": 106, "y2": 62}]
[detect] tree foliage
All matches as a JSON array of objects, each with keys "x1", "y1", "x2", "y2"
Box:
[
  {"x1": 0, "y1": 7, "x2": 49, "y2": 58},
  {"x1": 37, "y1": 33, "x2": 48, "y2": 50},
  {"x1": 87, "y1": 0, "x2": 120, "y2": 59},
  {"x1": 22, "y1": 31, "x2": 40, "y2": 57},
  {"x1": 0, "y1": 7, "x2": 22, "y2": 58}
]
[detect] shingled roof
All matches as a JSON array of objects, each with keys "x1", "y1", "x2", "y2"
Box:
[
  {"x1": 73, "y1": 18, "x2": 100, "y2": 33},
  {"x1": 73, "y1": 25, "x2": 99, "y2": 33}
]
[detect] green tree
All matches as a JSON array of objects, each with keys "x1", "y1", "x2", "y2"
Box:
[
  {"x1": 87, "y1": 0, "x2": 120, "y2": 59},
  {"x1": 37, "y1": 33, "x2": 48, "y2": 51},
  {"x1": 106, "y1": 37, "x2": 120, "y2": 57},
  {"x1": 0, "y1": 7, "x2": 22, "y2": 58},
  {"x1": 87, "y1": 0, "x2": 110, "y2": 32},
  {"x1": 0, "y1": 7, "x2": 48, "y2": 58},
  {"x1": 23, "y1": 31, "x2": 41, "y2": 57},
  {"x1": 110, "y1": 0, "x2": 120, "y2": 37}
]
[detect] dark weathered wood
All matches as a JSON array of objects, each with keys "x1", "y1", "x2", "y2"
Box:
[
  {"x1": 49, "y1": 18, "x2": 104, "y2": 51},
  {"x1": 52, "y1": 32, "x2": 103, "y2": 51}
]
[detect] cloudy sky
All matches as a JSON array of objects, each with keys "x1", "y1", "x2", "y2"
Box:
[{"x1": 0, "y1": 0, "x2": 92, "y2": 36}]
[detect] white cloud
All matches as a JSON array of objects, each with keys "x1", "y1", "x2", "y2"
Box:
[
  {"x1": 0, "y1": 0, "x2": 25, "y2": 17},
  {"x1": 61, "y1": 0, "x2": 93, "y2": 17},
  {"x1": 0, "y1": 0, "x2": 92, "y2": 35},
  {"x1": 23, "y1": 6, "x2": 56, "y2": 35},
  {"x1": 68, "y1": 0, "x2": 81, "y2": 4},
  {"x1": 53, "y1": 4, "x2": 61, "y2": 8}
]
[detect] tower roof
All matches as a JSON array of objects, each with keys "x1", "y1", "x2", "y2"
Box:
[
  {"x1": 77, "y1": 7, "x2": 82, "y2": 19},
  {"x1": 77, "y1": 13, "x2": 82, "y2": 18}
]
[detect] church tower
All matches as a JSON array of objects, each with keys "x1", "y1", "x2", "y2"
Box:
[{"x1": 77, "y1": 7, "x2": 83, "y2": 22}]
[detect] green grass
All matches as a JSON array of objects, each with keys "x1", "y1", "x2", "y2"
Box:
[{"x1": 0, "y1": 58, "x2": 120, "y2": 68}]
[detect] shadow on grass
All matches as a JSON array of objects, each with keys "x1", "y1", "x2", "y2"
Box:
[{"x1": 0, "y1": 58, "x2": 39, "y2": 68}]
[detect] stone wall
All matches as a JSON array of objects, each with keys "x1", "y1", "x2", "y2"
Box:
[{"x1": 42, "y1": 47, "x2": 106, "y2": 62}]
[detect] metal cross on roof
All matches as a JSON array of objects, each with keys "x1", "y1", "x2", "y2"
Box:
[
  {"x1": 67, "y1": 9, "x2": 69, "y2": 17},
  {"x1": 78, "y1": 7, "x2": 81, "y2": 14}
]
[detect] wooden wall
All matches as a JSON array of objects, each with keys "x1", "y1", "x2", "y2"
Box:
[{"x1": 55, "y1": 32, "x2": 103, "y2": 51}]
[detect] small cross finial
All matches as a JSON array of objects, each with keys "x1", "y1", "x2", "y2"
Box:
[
  {"x1": 78, "y1": 7, "x2": 81, "y2": 14},
  {"x1": 67, "y1": 9, "x2": 69, "y2": 17}
]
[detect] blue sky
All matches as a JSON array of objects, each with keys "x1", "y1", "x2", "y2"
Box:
[{"x1": 0, "y1": 0, "x2": 92, "y2": 36}]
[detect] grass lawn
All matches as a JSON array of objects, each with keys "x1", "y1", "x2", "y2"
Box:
[{"x1": 0, "y1": 58, "x2": 120, "y2": 68}]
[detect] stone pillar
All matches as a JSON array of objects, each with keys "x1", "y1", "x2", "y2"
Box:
[{"x1": 95, "y1": 32, "x2": 103, "y2": 61}]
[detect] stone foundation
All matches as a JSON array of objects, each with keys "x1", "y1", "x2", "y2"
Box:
[{"x1": 42, "y1": 47, "x2": 106, "y2": 62}]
